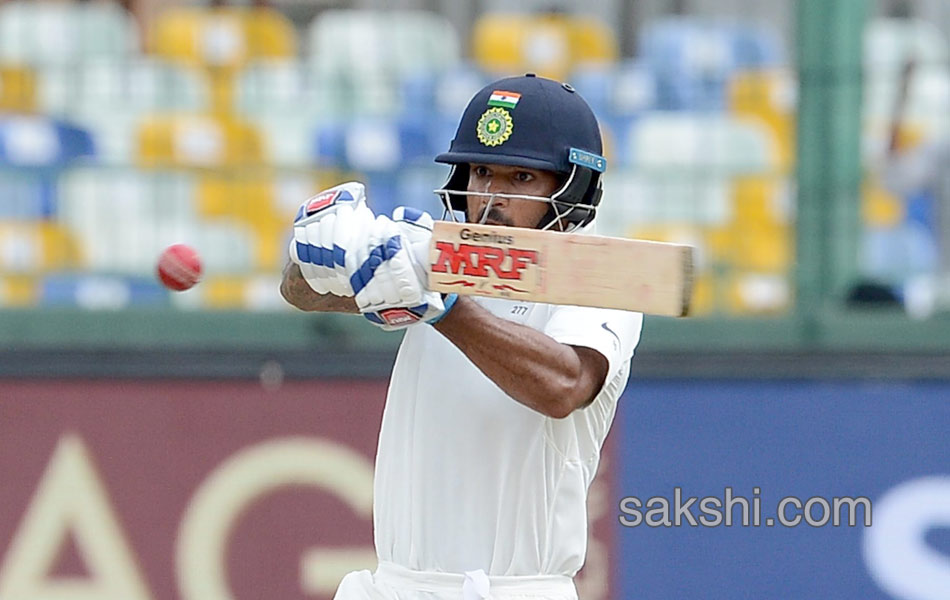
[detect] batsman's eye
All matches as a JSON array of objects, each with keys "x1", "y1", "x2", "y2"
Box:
[
  {"x1": 473, "y1": 165, "x2": 491, "y2": 177},
  {"x1": 514, "y1": 171, "x2": 535, "y2": 183}
]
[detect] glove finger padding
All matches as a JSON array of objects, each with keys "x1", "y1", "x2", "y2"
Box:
[
  {"x1": 392, "y1": 207, "x2": 434, "y2": 285},
  {"x1": 302, "y1": 212, "x2": 341, "y2": 294},
  {"x1": 317, "y1": 214, "x2": 347, "y2": 296},
  {"x1": 289, "y1": 236, "x2": 333, "y2": 295},
  {"x1": 289, "y1": 181, "x2": 372, "y2": 297},
  {"x1": 354, "y1": 207, "x2": 460, "y2": 331},
  {"x1": 332, "y1": 203, "x2": 376, "y2": 295},
  {"x1": 353, "y1": 216, "x2": 408, "y2": 309}
]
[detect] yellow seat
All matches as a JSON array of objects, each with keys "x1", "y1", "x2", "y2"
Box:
[
  {"x1": 732, "y1": 175, "x2": 789, "y2": 227},
  {"x1": 728, "y1": 70, "x2": 795, "y2": 172},
  {"x1": 137, "y1": 114, "x2": 265, "y2": 168},
  {"x1": 202, "y1": 275, "x2": 247, "y2": 309},
  {"x1": 720, "y1": 223, "x2": 791, "y2": 272},
  {"x1": 197, "y1": 173, "x2": 329, "y2": 270},
  {"x1": 150, "y1": 7, "x2": 296, "y2": 111},
  {"x1": 0, "y1": 222, "x2": 83, "y2": 273},
  {"x1": 0, "y1": 274, "x2": 37, "y2": 306},
  {"x1": 197, "y1": 174, "x2": 281, "y2": 270},
  {"x1": 150, "y1": 7, "x2": 296, "y2": 69},
  {"x1": 707, "y1": 220, "x2": 793, "y2": 315},
  {"x1": 0, "y1": 64, "x2": 36, "y2": 112},
  {"x1": 472, "y1": 13, "x2": 618, "y2": 81}
]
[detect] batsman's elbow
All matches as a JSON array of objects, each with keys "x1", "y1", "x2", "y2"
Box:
[{"x1": 538, "y1": 380, "x2": 586, "y2": 419}]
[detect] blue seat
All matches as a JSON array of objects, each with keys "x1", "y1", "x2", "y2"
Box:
[
  {"x1": 638, "y1": 18, "x2": 785, "y2": 111},
  {"x1": 569, "y1": 61, "x2": 656, "y2": 166},
  {"x1": 400, "y1": 63, "x2": 490, "y2": 161},
  {"x1": 567, "y1": 67, "x2": 612, "y2": 125},
  {"x1": 396, "y1": 166, "x2": 450, "y2": 217},
  {"x1": 314, "y1": 121, "x2": 346, "y2": 166},
  {"x1": 0, "y1": 171, "x2": 55, "y2": 219},
  {"x1": 0, "y1": 116, "x2": 95, "y2": 167},
  {"x1": 729, "y1": 23, "x2": 782, "y2": 68},
  {"x1": 41, "y1": 275, "x2": 170, "y2": 309}
]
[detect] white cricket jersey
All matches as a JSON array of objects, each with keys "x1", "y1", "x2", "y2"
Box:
[{"x1": 372, "y1": 296, "x2": 643, "y2": 577}]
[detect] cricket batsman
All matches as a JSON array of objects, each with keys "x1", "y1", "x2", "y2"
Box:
[{"x1": 281, "y1": 74, "x2": 643, "y2": 599}]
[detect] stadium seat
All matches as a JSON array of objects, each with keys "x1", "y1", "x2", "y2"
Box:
[
  {"x1": 471, "y1": 12, "x2": 618, "y2": 81},
  {"x1": 0, "y1": 115, "x2": 94, "y2": 166},
  {"x1": 604, "y1": 112, "x2": 789, "y2": 314},
  {"x1": 569, "y1": 61, "x2": 658, "y2": 165},
  {"x1": 599, "y1": 168, "x2": 732, "y2": 233},
  {"x1": 137, "y1": 114, "x2": 264, "y2": 168},
  {"x1": 728, "y1": 69, "x2": 796, "y2": 171},
  {"x1": 311, "y1": 114, "x2": 436, "y2": 216},
  {"x1": 0, "y1": 170, "x2": 55, "y2": 219},
  {"x1": 638, "y1": 17, "x2": 784, "y2": 110},
  {"x1": 0, "y1": 221, "x2": 82, "y2": 273},
  {"x1": 37, "y1": 57, "x2": 209, "y2": 117},
  {"x1": 0, "y1": 274, "x2": 37, "y2": 307},
  {"x1": 395, "y1": 166, "x2": 450, "y2": 217},
  {"x1": 58, "y1": 167, "x2": 254, "y2": 277},
  {"x1": 34, "y1": 57, "x2": 210, "y2": 164},
  {"x1": 150, "y1": 6, "x2": 297, "y2": 111},
  {"x1": 150, "y1": 7, "x2": 296, "y2": 69},
  {"x1": 396, "y1": 64, "x2": 492, "y2": 166},
  {"x1": 235, "y1": 59, "x2": 320, "y2": 118},
  {"x1": 39, "y1": 274, "x2": 170, "y2": 309},
  {"x1": 234, "y1": 59, "x2": 325, "y2": 166},
  {"x1": 0, "y1": 1, "x2": 138, "y2": 65},
  {"x1": 196, "y1": 172, "x2": 326, "y2": 270},
  {"x1": 624, "y1": 112, "x2": 779, "y2": 173},
  {"x1": 307, "y1": 10, "x2": 461, "y2": 117},
  {"x1": 0, "y1": 64, "x2": 37, "y2": 113}
]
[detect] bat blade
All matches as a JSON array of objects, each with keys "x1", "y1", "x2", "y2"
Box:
[{"x1": 427, "y1": 222, "x2": 694, "y2": 317}]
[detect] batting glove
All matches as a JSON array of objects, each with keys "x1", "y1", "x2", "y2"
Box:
[
  {"x1": 289, "y1": 181, "x2": 375, "y2": 296},
  {"x1": 347, "y1": 209, "x2": 457, "y2": 331}
]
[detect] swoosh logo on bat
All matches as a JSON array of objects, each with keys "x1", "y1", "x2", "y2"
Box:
[
  {"x1": 442, "y1": 280, "x2": 476, "y2": 287},
  {"x1": 493, "y1": 284, "x2": 530, "y2": 293}
]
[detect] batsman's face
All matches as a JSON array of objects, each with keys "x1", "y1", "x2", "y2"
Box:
[{"x1": 466, "y1": 163, "x2": 561, "y2": 229}]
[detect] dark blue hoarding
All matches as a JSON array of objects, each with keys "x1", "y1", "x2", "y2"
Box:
[{"x1": 614, "y1": 380, "x2": 950, "y2": 600}]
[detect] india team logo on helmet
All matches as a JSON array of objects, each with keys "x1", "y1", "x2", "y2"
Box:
[{"x1": 476, "y1": 107, "x2": 513, "y2": 147}]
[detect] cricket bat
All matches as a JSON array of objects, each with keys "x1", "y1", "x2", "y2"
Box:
[{"x1": 427, "y1": 222, "x2": 694, "y2": 317}]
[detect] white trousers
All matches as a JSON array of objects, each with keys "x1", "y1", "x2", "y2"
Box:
[{"x1": 333, "y1": 561, "x2": 578, "y2": 600}]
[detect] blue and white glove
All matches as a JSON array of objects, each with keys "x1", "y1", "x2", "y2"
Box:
[
  {"x1": 289, "y1": 182, "x2": 375, "y2": 296},
  {"x1": 349, "y1": 208, "x2": 458, "y2": 331}
]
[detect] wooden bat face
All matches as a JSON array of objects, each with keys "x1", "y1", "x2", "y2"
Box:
[{"x1": 427, "y1": 222, "x2": 694, "y2": 317}]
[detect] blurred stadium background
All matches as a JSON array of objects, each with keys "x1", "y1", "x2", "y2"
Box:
[{"x1": 0, "y1": 0, "x2": 948, "y2": 599}]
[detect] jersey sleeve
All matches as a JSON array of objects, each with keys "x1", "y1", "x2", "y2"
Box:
[
  {"x1": 542, "y1": 305, "x2": 643, "y2": 466},
  {"x1": 542, "y1": 305, "x2": 643, "y2": 387}
]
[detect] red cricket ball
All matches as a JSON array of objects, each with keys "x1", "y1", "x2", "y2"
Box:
[{"x1": 156, "y1": 244, "x2": 203, "y2": 291}]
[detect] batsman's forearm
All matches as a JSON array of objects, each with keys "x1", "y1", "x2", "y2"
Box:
[
  {"x1": 279, "y1": 262, "x2": 360, "y2": 313},
  {"x1": 433, "y1": 297, "x2": 605, "y2": 418}
]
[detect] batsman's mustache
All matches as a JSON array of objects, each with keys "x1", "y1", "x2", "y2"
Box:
[{"x1": 474, "y1": 206, "x2": 514, "y2": 226}]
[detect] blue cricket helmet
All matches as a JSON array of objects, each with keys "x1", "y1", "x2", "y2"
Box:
[{"x1": 434, "y1": 73, "x2": 607, "y2": 230}]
